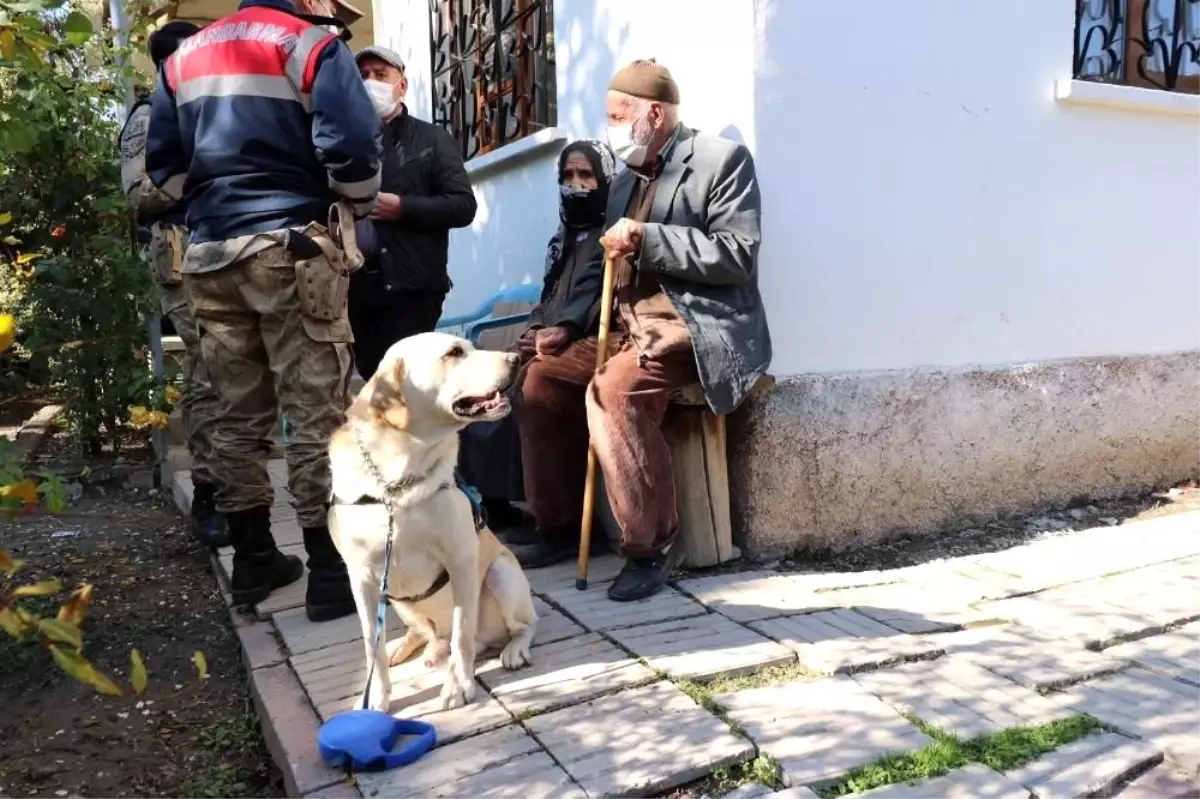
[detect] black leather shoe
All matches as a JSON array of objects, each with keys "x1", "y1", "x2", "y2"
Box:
[
  {"x1": 190, "y1": 481, "x2": 230, "y2": 550},
  {"x1": 509, "y1": 524, "x2": 607, "y2": 569},
  {"x1": 303, "y1": 524, "x2": 357, "y2": 623},
  {"x1": 227, "y1": 506, "x2": 303, "y2": 606},
  {"x1": 607, "y1": 542, "x2": 684, "y2": 602},
  {"x1": 510, "y1": 537, "x2": 577, "y2": 569}
]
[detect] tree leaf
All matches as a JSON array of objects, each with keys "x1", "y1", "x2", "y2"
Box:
[
  {"x1": 13, "y1": 578, "x2": 62, "y2": 597},
  {"x1": 61, "y1": 11, "x2": 92, "y2": 46},
  {"x1": 37, "y1": 471, "x2": 68, "y2": 513},
  {"x1": 56, "y1": 583, "x2": 94, "y2": 627},
  {"x1": 0, "y1": 479, "x2": 38, "y2": 508},
  {"x1": 0, "y1": 29, "x2": 15, "y2": 62},
  {"x1": 49, "y1": 644, "x2": 124, "y2": 696},
  {"x1": 192, "y1": 650, "x2": 208, "y2": 680},
  {"x1": 0, "y1": 549, "x2": 26, "y2": 577},
  {"x1": 37, "y1": 616, "x2": 82, "y2": 649},
  {"x1": 130, "y1": 649, "x2": 148, "y2": 694},
  {"x1": 0, "y1": 212, "x2": 12, "y2": 225},
  {"x1": 0, "y1": 607, "x2": 29, "y2": 640},
  {"x1": 16, "y1": 253, "x2": 41, "y2": 265}
]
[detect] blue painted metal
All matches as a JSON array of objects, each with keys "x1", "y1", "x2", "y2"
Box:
[{"x1": 436, "y1": 283, "x2": 541, "y2": 348}]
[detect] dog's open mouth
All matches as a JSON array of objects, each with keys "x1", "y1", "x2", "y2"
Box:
[{"x1": 452, "y1": 391, "x2": 511, "y2": 418}]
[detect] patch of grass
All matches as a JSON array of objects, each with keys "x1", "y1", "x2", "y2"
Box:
[
  {"x1": 709, "y1": 754, "x2": 784, "y2": 794},
  {"x1": 198, "y1": 711, "x2": 263, "y2": 751},
  {"x1": 817, "y1": 714, "x2": 1104, "y2": 798},
  {"x1": 182, "y1": 762, "x2": 259, "y2": 799},
  {"x1": 703, "y1": 663, "x2": 822, "y2": 694},
  {"x1": 183, "y1": 711, "x2": 277, "y2": 798}
]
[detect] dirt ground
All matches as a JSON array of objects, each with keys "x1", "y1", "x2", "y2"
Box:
[{"x1": 0, "y1": 435, "x2": 282, "y2": 799}]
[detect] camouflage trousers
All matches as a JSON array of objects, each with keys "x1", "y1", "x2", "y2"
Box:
[
  {"x1": 159, "y1": 284, "x2": 220, "y2": 488},
  {"x1": 185, "y1": 245, "x2": 354, "y2": 527}
]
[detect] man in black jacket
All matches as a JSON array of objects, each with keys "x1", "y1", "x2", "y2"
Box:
[{"x1": 351, "y1": 46, "x2": 478, "y2": 379}]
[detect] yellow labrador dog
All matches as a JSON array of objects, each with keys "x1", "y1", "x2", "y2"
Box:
[{"x1": 328, "y1": 332, "x2": 537, "y2": 711}]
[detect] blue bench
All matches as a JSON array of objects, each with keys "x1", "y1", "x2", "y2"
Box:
[{"x1": 435, "y1": 283, "x2": 542, "y2": 348}]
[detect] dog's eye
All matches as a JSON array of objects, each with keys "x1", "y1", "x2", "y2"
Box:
[{"x1": 445, "y1": 345, "x2": 465, "y2": 359}]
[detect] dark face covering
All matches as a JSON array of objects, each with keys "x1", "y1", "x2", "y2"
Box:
[
  {"x1": 560, "y1": 185, "x2": 606, "y2": 229},
  {"x1": 557, "y1": 140, "x2": 613, "y2": 230}
]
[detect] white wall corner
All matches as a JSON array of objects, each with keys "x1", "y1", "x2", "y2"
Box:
[
  {"x1": 1054, "y1": 78, "x2": 1200, "y2": 118},
  {"x1": 464, "y1": 127, "x2": 570, "y2": 180}
]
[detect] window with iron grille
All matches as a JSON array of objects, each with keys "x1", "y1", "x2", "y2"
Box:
[
  {"x1": 1074, "y1": 0, "x2": 1200, "y2": 93},
  {"x1": 429, "y1": 0, "x2": 558, "y2": 161}
]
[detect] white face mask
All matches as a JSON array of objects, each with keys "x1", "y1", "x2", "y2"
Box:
[
  {"x1": 607, "y1": 115, "x2": 649, "y2": 167},
  {"x1": 364, "y1": 79, "x2": 400, "y2": 119}
]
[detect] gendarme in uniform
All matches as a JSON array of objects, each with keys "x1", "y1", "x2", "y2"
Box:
[{"x1": 143, "y1": 0, "x2": 384, "y2": 622}]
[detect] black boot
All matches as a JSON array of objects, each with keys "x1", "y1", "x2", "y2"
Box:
[
  {"x1": 228, "y1": 506, "x2": 303, "y2": 607},
  {"x1": 509, "y1": 522, "x2": 606, "y2": 569},
  {"x1": 303, "y1": 524, "x2": 356, "y2": 623},
  {"x1": 190, "y1": 481, "x2": 231, "y2": 550}
]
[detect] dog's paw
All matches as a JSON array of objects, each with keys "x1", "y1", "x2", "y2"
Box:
[
  {"x1": 438, "y1": 677, "x2": 476, "y2": 710},
  {"x1": 387, "y1": 633, "x2": 424, "y2": 666},
  {"x1": 499, "y1": 639, "x2": 531, "y2": 670},
  {"x1": 422, "y1": 639, "x2": 450, "y2": 669}
]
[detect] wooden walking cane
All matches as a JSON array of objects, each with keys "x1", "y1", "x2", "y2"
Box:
[{"x1": 576, "y1": 244, "x2": 618, "y2": 590}]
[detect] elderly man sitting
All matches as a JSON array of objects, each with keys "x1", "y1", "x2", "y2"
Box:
[{"x1": 511, "y1": 59, "x2": 772, "y2": 601}]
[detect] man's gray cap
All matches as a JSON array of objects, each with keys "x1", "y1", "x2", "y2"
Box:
[{"x1": 355, "y1": 45, "x2": 405, "y2": 72}]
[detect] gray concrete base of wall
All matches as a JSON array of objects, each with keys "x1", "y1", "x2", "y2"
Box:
[{"x1": 727, "y1": 351, "x2": 1200, "y2": 556}]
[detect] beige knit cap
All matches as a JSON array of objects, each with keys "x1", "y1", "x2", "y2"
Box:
[{"x1": 607, "y1": 59, "x2": 680, "y2": 104}]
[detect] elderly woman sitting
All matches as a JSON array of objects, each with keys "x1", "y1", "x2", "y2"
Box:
[{"x1": 458, "y1": 138, "x2": 617, "y2": 532}]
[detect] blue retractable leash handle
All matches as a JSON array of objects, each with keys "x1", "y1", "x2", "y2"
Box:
[{"x1": 316, "y1": 485, "x2": 437, "y2": 772}]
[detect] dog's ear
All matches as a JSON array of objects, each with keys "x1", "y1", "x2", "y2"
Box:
[{"x1": 368, "y1": 357, "x2": 409, "y2": 429}]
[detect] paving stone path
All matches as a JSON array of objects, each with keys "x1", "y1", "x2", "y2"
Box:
[{"x1": 174, "y1": 463, "x2": 1200, "y2": 798}]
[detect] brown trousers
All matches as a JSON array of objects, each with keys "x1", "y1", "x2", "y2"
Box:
[{"x1": 516, "y1": 333, "x2": 698, "y2": 559}]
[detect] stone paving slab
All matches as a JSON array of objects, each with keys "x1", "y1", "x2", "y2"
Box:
[
  {"x1": 311, "y1": 663, "x2": 512, "y2": 745},
  {"x1": 524, "y1": 680, "x2": 754, "y2": 797},
  {"x1": 852, "y1": 657, "x2": 1074, "y2": 740},
  {"x1": 749, "y1": 609, "x2": 945, "y2": 675},
  {"x1": 606, "y1": 613, "x2": 795, "y2": 681},
  {"x1": 985, "y1": 573, "x2": 1200, "y2": 651},
  {"x1": 1007, "y1": 732, "x2": 1163, "y2": 798},
  {"x1": 675, "y1": 571, "x2": 835, "y2": 623},
  {"x1": 1059, "y1": 667, "x2": 1200, "y2": 773},
  {"x1": 932, "y1": 623, "x2": 1129, "y2": 690},
  {"x1": 543, "y1": 581, "x2": 706, "y2": 632},
  {"x1": 854, "y1": 763, "x2": 1028, "y2": 798},
  {"x1": 715, "y1": 782, "x2": 820, "y2": 796},
  {"x1": 475, "y1": 632, "x2": 657, "y2": 716},
  {"x1": 531, "y1": 596, "x2": 586, "y2": 646},
  {"x1": 893, "y1": 558, "x2": 1032, "y2": 602},
  {"x1": 825, "y1": 582, "x2": 996, "y2": 633},
  {"x1": 1104, "y1": 623, "x2": 1200, "y2": 686},
  {"x1": 1112, "y1": 762, "x2": 1200, "y2": 799},
  {"x1": 274, "y1": 604, "x2": 403, "y2": 656},
  {"x1": 525, "y1": 554, "x2": 625, "y2": 595},
  {"x1": 973, "y1": 515, "x2": 1200, "y2": 590},
  {"x1": 292, "y1": 640, "x2": 513, "y2": 744},
  {"x1": 355, "y1": 724, "x2": 582, "y2": 798},
  {"x1": 714, "y1": 676, "x2": 931, "y2": 785}
]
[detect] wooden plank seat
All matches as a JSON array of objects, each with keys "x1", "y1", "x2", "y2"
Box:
[{"x1": 597, "y1": 373, "x2": 775, "y2": 569}]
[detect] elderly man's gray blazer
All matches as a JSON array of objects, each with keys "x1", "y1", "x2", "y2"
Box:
[{"x1": 550, "y1": 125, "x2": 771, "y2": 415}]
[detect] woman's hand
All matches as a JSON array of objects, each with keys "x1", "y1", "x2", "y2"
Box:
[
  {"x1": 369, "y1": 192, "x2": 403, "y2": 221},
  {"x1": 534, "y1": 326, "x2": 571, "y2": 357}
]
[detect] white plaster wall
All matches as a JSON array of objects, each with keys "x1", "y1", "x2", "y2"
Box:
[{"x1": 754, "y1": 0, "x2": 1200, "y2": 375}]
